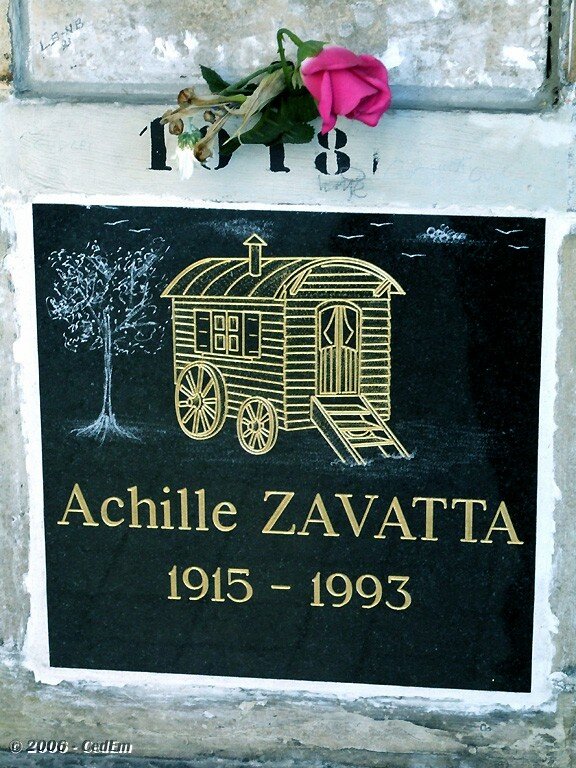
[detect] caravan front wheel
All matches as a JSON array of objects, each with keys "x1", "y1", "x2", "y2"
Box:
[
  {"x1": 175, "y1": 361, "x2": 226, "y2": 440},
  {"x1": 237, "y1": 397, "x2": 278, "y2": 455}
]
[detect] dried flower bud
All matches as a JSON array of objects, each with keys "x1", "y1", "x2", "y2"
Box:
[
  {"x1": 169, "y1": 119, "x2": 185, "y2": 136},
  {"x1": 203, "y1": 110, "x2": 217, "y2": 124},
  {"x1": 194, "y1": 142, "x2": 213, "y2": 163},
  {"x1": 178, "y1": 88, "x2": 197, "y2": 105},
  {"x1": 160, "y1": 108, "x2": 176, "y2": 125}
]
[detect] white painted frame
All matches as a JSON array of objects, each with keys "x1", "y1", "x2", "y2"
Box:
[{"x1": 8, "y1": 195, "x2": 563, "y2": 712}]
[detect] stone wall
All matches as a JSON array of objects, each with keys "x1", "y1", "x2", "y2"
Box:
[
  {"x1": 0, "y1": 0, "x2": 10, "y2": 82},
  {"x1": 0, "y1": 1, "x2": 574, "y2": 765}
]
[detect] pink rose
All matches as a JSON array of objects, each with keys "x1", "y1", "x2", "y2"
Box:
[{"x1": 300, "y1": 46, "x2": 391, "y2": 134}]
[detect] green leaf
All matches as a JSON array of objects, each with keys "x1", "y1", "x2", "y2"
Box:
[
  {"x1": 219, "y1": 87, "x2": 319, "y2": 156},
  {"x1": 200, "y1": 65, "x2": 230, "y2": 94},
  {"x1": 296, "y1": 39, "x2": 326, "y2": 67},
  {"x1": 223, "y1": 110, "x2": 284, "y2": 153},
  {"x1": 220, "y1": 115, "x2": 283, "y2": 157},
  {"x1": 281, "y1": 122, "x2": 316, "y2": 144},
  {"x1": 279, "y1": 88, "x2": 319, "y2": 125}
]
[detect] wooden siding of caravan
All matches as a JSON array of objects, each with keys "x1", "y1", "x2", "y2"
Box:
[
  {"x1": 171, "y1": 297, "x2": 286, "y2": 425},
  {"x1": 283, "y1": 296, "x2": 392, "y2": 429}
]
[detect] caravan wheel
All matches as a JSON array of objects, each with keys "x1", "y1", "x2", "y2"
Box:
[
  {"x1": 175, "y1": 361, "x2": 227, "y2": 440},
  {"x1": 237, "y1": 397, "x2": 278, "y2": 455}
]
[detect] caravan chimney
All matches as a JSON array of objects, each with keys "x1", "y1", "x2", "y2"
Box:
[{"x1": 244, "y1": 233, "x2": 267, "y2": 277}]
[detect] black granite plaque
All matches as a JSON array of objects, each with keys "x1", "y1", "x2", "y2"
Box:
[{"x1": 33, "y1": 204, "x2": 545, "y2": 692}]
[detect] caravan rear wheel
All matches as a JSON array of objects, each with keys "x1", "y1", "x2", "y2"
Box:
[
  {"x1": 237, "y1": 397, "x2": 278, "y2": 455},
  {"x1": 175, "y1": 361, "x2": 226, "y2": 440}
]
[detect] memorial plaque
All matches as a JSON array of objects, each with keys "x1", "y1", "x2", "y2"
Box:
[{"x1": 32, "y1": 204, "x2": 545, "y2": 692}]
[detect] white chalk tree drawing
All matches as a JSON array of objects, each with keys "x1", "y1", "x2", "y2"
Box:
[{"x1": 47, "y1": 238, "x2": 167, "y2": 441}]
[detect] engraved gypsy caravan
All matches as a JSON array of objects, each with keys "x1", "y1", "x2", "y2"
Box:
[{"x1": 162, "y1": 234, "x2": 409, "y2": 465}]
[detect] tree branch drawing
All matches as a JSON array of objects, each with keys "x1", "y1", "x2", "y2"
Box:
[{"x1": 47, "y1": 238, "x2": 167, "y2": 442}]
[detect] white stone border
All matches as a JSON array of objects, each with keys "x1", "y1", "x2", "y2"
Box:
[{"x1": 10, "y1": 194, "x2": 564, "y2": 712}]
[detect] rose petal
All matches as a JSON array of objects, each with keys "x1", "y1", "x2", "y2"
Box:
[
  {"x1": 348, "y1": 85, "x2": 391, "y2": 120},
  {"x1": 301, "y1": 45, "x2": 391, "y2": 133},
  {"x1": 300, "y1": 46, "x2": 364, "y2": 75},
  {"x1": 318, "y1": 71, "x2": 337, "y2": 133},
  {"x1": 329, "y1": 69, "x2": 379, "y2": 115},
  {"x1": 356, "y1": 54, "x2": 390, "y2": 77},
  {"x1": 300, "y1": 68, "x2": 325, "y2": 101}
]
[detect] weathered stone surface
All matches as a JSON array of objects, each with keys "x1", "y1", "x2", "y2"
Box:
[
  {"x1": 0, "y1": 4, "x2": 574, "y2": 766},
  {"x1": 554, "y1": 236, "x2": 576, "y2": 676},
  {"x1": 0, "y1": 217, "x2": 28, "y2": 650},
  {"x1": 0, "y1": 657, "x2": 572, "y2": 765},
  {"x1": 0, "y1": 0, "x2": 10, "y2": 82},
  {"x1": 0, "y1": 104, "x2": 572, "y2": 211},
  {"x1": 20, "y1": 0, "x2": 548, "y2": 93}
]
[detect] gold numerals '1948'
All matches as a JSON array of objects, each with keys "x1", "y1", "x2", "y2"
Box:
[
  {"x1": 168, "y1": 565, "x2": 254, "y2": 603},
  {"x1": 311, "y1": 572, "x2": 412, "y2": 610}
]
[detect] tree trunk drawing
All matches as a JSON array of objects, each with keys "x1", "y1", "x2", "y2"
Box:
[
  {"x1": 47, "y1": 237, "x2": 166, "y2": 443},
  {"x1": 101, "y1": 312, "x2": 114, "y2": 421},
  {"x1": 73, "y1": 312, "x2": 136, "y2": 442}
]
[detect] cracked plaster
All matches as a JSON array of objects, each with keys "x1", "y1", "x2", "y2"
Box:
[{"x1": 21, "y1": 0, "x2": 548, "y2": 93}]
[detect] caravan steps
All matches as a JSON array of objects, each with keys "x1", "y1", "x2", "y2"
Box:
[{"x1": 311, "y1": 395, "x2": 409, "y2": 465}]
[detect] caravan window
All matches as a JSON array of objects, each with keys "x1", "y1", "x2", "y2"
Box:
[{"x1": 194, "y1": 310, "x2": 260, "y2": 358}]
